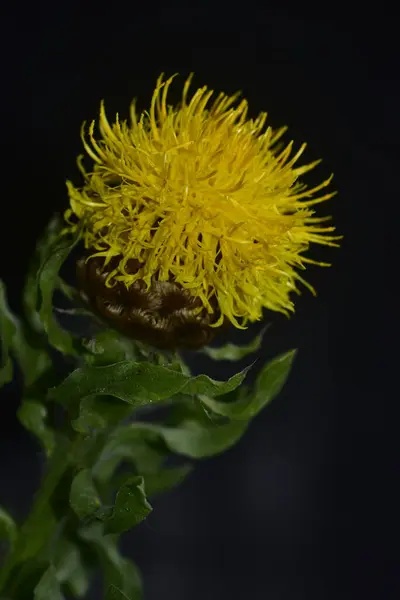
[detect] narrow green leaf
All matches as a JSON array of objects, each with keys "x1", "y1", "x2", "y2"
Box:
[
  {"x1": 23, "y1": 216, "x2": 62, "y2": 333},
  {"x1": 1, "y1": 282, "x2": 52, "y2": 394},
  {"x1": 102, "y1": 476, "x2": 152, "y2": 535},
  {"x1": 50, "y1": 538, "x2": 89, "y2": 598},
  {"x1": 0, "y1": 281, "x2": 14, "y2": 387},
  {"x1": 80, "y1": 523, "x2": 143, "y2": 600},
  {"x1": 201, "y1": 325, "x2": 269, "y2": 361},
  {"x1": 93, "y1": 437, "x2": 165, "y2": 486},
  {"x1": 17, "y1": 400, "x2": 55, "y2": 456},
  {"x1": 103, "y1": 418, "x2": 249, "y2": 460},
  {"x1": 156, "y1": 419, "x2": 249, "y2": 458},
  {"x1": 72, "y1": 396, "x2": 134, "y2": 435},
  {"x1": 82, "y1": 330, "x2": 140, "y2": 366},
  {"x1": 0, "y1": 281, "x2": 51, "y2": 388},
  {"x1": 143, "y1": 464, "x2": 193, "y2": 497},
  {"x1": 0, "y1": 507, "x2": 17, "y2": 550},
  {"x1": 34, "y1": 565, "x2": 64, "y2": 600},
  {"x1": 198, "y1": 350, "x2": 296, "y2": 419},
  {"x1": 105, "y1": 585, "x2": 131, "y2": 599},
  {"x1": 70, "y1": 469, "x2": 102, "y2": 520},
  {"x1": 56, "y1": 277, "x2": 78, "y2": 303},
  {"x1": 37, "y1": 230, "x2": 81, "y2": 354},
  {"x1": 50, "y1": 360, "x2": 253, "y2": 410}
]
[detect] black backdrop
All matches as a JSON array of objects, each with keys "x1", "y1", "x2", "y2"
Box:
[{"x1": 0, "y1": 3, "x2": 397, "y2": 599}]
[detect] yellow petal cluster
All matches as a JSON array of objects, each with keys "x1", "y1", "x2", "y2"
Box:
[{"x1": 65, "y1": 74, "x2": 340, "y2": 329}]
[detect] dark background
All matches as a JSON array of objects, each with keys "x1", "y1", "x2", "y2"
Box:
[{"x1": 0, "y1": 3, "x2": 398, "y2": 599}]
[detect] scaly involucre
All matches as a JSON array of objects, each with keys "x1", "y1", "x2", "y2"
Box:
[{"x1": 65, "y1": 74, "x2": 340, "y2": 329}]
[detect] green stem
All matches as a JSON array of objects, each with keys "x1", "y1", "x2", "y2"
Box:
[{"x1": 0, "y1": 435, "x2": 74, "y2": 596}]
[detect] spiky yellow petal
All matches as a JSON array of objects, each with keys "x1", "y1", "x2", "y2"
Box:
[{"x1": 65, "y1": 74, "x2": 340, "y2": 329}]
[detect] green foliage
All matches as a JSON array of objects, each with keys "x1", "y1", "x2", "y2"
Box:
[
  {"x1": 200, "y1": 324, "x2": 269, "y2": 360},
  {"x1": 0, "y1": 282, "x2": 14, "y2": 387},
  {"x1": 105, "y1": 585, "x2": 132, "y2": 600},
  {"x1": 17, "y1": 400, "x2": 55, "y2": 456},
  {"x1": 49, "y1": 538, "x2": 89, "y2": 597},
  {"x1": 198, "y1": 350, "x2": 296, "y2": 419},
  {"x1": 23, "y1": 216, "x2": 63, "y2": 334},
  {"x1": 0, "y1": 508, "x2": 17, "y2": 551},
  {"x1": 0, "y1": 281, "x2": 50, "y2": 389},
  {"x1": 70, "y1": 470, "x2": 102, "y2": 520},
  {"x1": 80, "y1": 524, "x2": 143, "y2": 600},
  {"x1": 49, "y1": 360, "x2": 253, "y2": 410},
  {"x1": 34, "y1": 565, "x2": 64, "y2": 600},
  {"x1": 81, "y1": 331, "x2": 142, "y2": 366},
  {"x1": 37, "y1": 230, "x2": 81, "y2": 355},
  {"x1": 142, "y1": 464, "x2": 193, "y2": 497},
  {"x1": 102, "y1": 476, "x2": 152, "y2": 535},
  {"x1": 0, "y1": 216, "x2": 297, "y2": 599}
]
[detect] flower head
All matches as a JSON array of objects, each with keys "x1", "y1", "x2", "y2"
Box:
[{"x1": 65, "y1": 74, "x2": 340, "y2": 333}]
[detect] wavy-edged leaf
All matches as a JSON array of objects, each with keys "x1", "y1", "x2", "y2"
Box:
[
  {"x1": 52, "y1": 538, "x2": 89, "y2": 598},
  {"x1": 93, "y1": 436, "x2": 165, "y2": 486},
  {"x1": 101, "y1": 476, "x2": 152, "y2": 535},
  {"x1": 103, "y1": 418, "x2": 249, "y2": 460},
  {"x1": 72, "y1": 396, "x2": 134, "y2": 435},
  {"x1": 17, "y1": 400, "x2": 55, "y2": 456},
  {"x1": 156, "y1": 419, "x2": 249, "y2": 458},
  {"x1": 198, "y1": 350, "x2": 296, "y2": 419},
  {"x1": 50, "y1": 361, "x2": 253, "y2": 411},
  {"x1": 82, "y1": 331, "x2": 140, "y2": 366},
  {"x1": 142, "y1": 464, "x2": 193, "y2": 497},
  {"x1": 0, "y1": 281, "x2": 50, "y2": 388},
  {"x1": 34, "y1": 565, "x2": 64, "y2": 600},
  {"x1": 37, "y1": 229, "x2": 81, "y2": 354},
  {"x1": 201, "y1": 325, "x2": 269, "y2": 361},
  {"x1": 70, "y1": 469, "x2": 102, "y2": 520},
  {"x1": 0, "y1": 507, "x2": 17, "y2": 550},
  {"x1": 23, "y1": 216, "x2": 62, "y2": 333},
  {"x1": 0, "y1": 281, "x2": 14, "y2": 387},
  {"x1": 105, "y1": 585, "x2": 132, "y2": 599},
  {"x1": 80, "y1": 523, "x2": 143, "y2": 600}
]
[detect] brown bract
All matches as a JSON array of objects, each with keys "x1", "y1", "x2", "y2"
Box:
[{"x1": 76, "y1": 255, "x2": 230, "y2": 350}]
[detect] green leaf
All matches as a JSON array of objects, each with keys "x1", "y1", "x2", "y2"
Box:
[
  {"x1": 50, "y1": 360, "x2": 253, "y2": 411},
  {"x1": 0, "y1": 281, "x2": 14, "y2": 387},
  {"x1": 82, "y1": 330, "x2": 140, "y2": 366},
  {"x1": 72, "y1": 396, "x2": 134, "y2": 435},
  {"x1": 201, "y1": 325, "x2": 269, "y2": 361},
  {"x1": 142, "y1": 464, "x2": 193, "y2": 497},
  {"x1": 93, "y1": 436, "x2": 165, "y2": 486},
  {"x1": 156, "y1": 419, "x2": 249, "y2": 458},
  {"x1": 23, "y1": 216, "x2": 63, "y2": 333},
  {"x1": 69, "y1": 469, "x2": 102, "y2": 520},
  {"x1": 50, "y1": 538, "x2": 89, "y2": 598},
  {"x1": 105, "y1": 585, "x2": 131, "y2": 600},
  {"x1": 0, "y1": 507, "x2": 17, "y2": 550},
  {"x1": 106, "y1": 585, "x2": 133, "y2": 600},
  {"x1": 103, "y1": 418, "x2": 249, "y2": 460},
  {"x1": 37, "y1": 229, "x2": 81, "y2": 355},
  {"x1": 1, "y1": 280, "x2": 50, "y2": 388},
  {"x1": 198, "y1": 350, "x2": 296, "y2": 419},
  {"x1": 101, "y1": 476, "x2": 152, "y2": 535},
  {"x1": 80, "y1": 523, "x2": 143, "y2": 599},
  {"x1": 17, "y1": 400, "x2": 55, "y2": 456},
  {"x1": 34, "y1": 565, "x2": 64, "y2": 600},
  {"x1": 56, "y1": 277, "x2": 78, "y2": 303}
]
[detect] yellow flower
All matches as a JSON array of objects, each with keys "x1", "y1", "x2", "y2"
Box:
[{"x1": 65, "y1": 74, "x2": 340, "y2": 330}]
